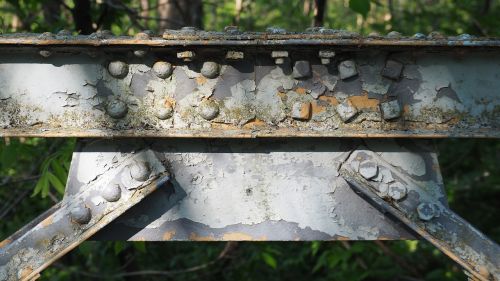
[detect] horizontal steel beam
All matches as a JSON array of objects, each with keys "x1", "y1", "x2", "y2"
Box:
[{"x1": 0, "y1": 32, "x2": 499, "y2": 138}]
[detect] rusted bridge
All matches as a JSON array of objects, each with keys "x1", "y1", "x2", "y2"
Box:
[{"x1": 0, "y1": 27, "x2": 499, "y2": 281}]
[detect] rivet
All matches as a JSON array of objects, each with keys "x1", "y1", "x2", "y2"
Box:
[
  {"x1": 152, "y1": 61, "x2": 174, "y2": 79},
  {"x1": 318, "y1": 50, "x2": 335, "y2": 65},
  {"x1": 458, "y1": 33, "x2": 473, "y2": 40},
  {"x1": 271, "y1": 51, "x2": 288, "y2": 65},
  {"x1": 39, "y1": 50, "x2": 52, "y2": 58},
  {"x1": 226, "y1": 51, "x2": 244, "y2": 60},
  {"x1": 291, "y1": 101, "x2": 311, "y2": 120},
  {"x1": 201, "y1": 61, "x2": 220, "y2": 79},
  {"x1": 224, "y1": 26, "x2": 241, "y2": 34},
  {"x1": 108, "y1": 61, "x2": 129, "y2": 78},
  {"x1": 69, "y1": 205, "x2": 91, "y2": 224},
  {"x1": 428, "y1": 31, "x2": 444, "y2": 39},
  {"x1": 292, "y1": 60, "x2": 311, "y2": 79},
  {"x1": 38, "y1": 32, "x2": 54, "y2": 39},
  {"x1": 198, "y1": 99, "x2": 219, "y2": 120},
  {"x1": 388, "y1": 182, "x2": 407, "y2": 200},
  {"x1": 335, "y1": 100, "x2": 358, "y2": 122},
  {"x1": 413, "y1": 33, "x2": 426, "y2": 39},
  {"x1": 155, "y1": 99, "x2": 174, "y2": 120},
  {"x1": 387, "y1": 31, "x2": 402, "y2": 38},
  {"x1": 133, "y1": 49, "x2": 148, "y2": 57},
  {"x1": 359, "y1": 161, "x2": 378, "y2": 180},
  {"x1": 338, "y1": 60, "x2": 358, "y2": 80},
  {"x1": 417, "y1": 202, "x2": 436, "y2": 221},
  {"x1": 102, "y1": 184, "x2": 122, "y2": 202},
  {"x1": 266, "y1": 26, "x2": 287, "y2": 34},
  {"x1": 380, "y1": 100, "x2": 402, "y2": 120},
  {"x1": 180, "y1": 26, "x2": 198, "y2": 33},
  {"x1": 57, "y1": 29, "x2": 72, "y2": 37},
  {"x1": 130, "y1": 161, "x2": 151, "y2": 182},
  {"x1": 89, "y1": 30, "x2": 113, "y2": 39},
  {"x1": 367, "y1": 31, "x2": 381, "y2": 38},
  {"x1": 134, "y1": 31, "x2": 151, "y2": 40},
  {"x1": 106, "y1": 99, "x2": 128, "y2": 119},
  {"x1": 381, "y1": 59, "x2": 404, "y2": 80},
  {"x1": 177, "y1": 51, "x2": 196, "y2": 62}
]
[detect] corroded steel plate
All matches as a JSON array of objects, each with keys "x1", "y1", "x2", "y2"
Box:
[{"x1": 82, "y1": 138, "x2": 447, "y2": 241}]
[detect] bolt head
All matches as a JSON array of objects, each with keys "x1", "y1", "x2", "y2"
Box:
[
  {"x1": 102, "y1": 184, "x2": 122, "y2": 202},
  {"x1": 380, "y1": 100, "x2": 402, "y2": 120},
  {"x1": 226, "y1": 51, "x2": 244, "y2": 60},
  {"x1": 108, "y1": 61, "x2": 129, "y2": 78},
  {"x1": 388, "y1": 182, "x2": 407, "y2": 200},
  {"x1": 106, "y1": 99, "x2": 128, "y2": 119},
  {"x1": 155, "y1": 99, "x2": 174, "y2": 120},
  {"x1": 412, "y1": 33, "x2": 426, "y2": 39},
  {"x1": 134, "y1": 31, "x2": 151, "y2": 40},
  {"x1": 338, "y1": 60, "x2": 358, "y2": 80},
  {"x1": 266, "y1": 26, "x2": 286, "y2": 34},
  {"x1": 152, "y1": 61, "x2": 173, "y2": 79},
  {"x1": 387, "y1": 31, "x2": 402, "y2": 38},
  {"x1": 130, "y1": 161, "x2": 151, "y2": 182},
  {"x1": 199, "y1": 100, "x2": 219, "y2": 120},
  {"x1": 359, "y1": 160, "x2": 378, "y2": 180},
  {"x1": 417, "y1": 202, "x2": 436, "y2": 221},
  {"x1": 177, "y1": 51, "x2": 195, "y2": 62},
  {"x1": 224, "y1": 26, "x2": 241, "y2": 34},
  {"x1": 201, "y1": 61, "x2": 220, "y2": 79},
  {"x1": 70, "y1": 205, "x2": 91, "y2": 224}
]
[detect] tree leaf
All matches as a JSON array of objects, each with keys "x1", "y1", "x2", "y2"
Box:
[
  {"x1": 349, "y1": 0, "x2": 371, "y2": 18},
  {"x1": 47, "y1": 171, "x2": 65, "y2": 195},
  {"x1": 262, "y1": 252, "x2": 277, "y2": 269}
]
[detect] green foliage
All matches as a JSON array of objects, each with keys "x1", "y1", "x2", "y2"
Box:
[{"x1": 349, "y1": 0, "x2": 371, "y2": 18}]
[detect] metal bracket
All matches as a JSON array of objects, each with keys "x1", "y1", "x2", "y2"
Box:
[
  {"x1": 340, "y1": 149, "x2": 500, "y2": 281},
  {"x1": 0, "y1": 145, "x2": 171, "y2": 281}
]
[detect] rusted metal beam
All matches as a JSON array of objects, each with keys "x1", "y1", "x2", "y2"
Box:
[
  {"x1": 340, "y1": 149, "x2": 500, "y2": 281},
  {"x1": 0, "y1": 146, "x2": 171, "y2": 281},
  {"x1": 1, "y1": 30, "x2": 499, "y2": 138}
]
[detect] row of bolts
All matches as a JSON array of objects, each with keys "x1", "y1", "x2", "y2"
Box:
[
  {"x1": 105, "y1": 49, "x2": 401, "y2": 122},
  {"x1": 357, "y1": 160, "x2": 438, "y2": 222},
  {"x1": 69, "y1": 161, "x2": 151, "y2": 225}
]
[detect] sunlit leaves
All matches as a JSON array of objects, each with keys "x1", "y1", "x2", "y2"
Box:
[{"x1": 349, "y1": 0, "x2": 371, "y2": 18}]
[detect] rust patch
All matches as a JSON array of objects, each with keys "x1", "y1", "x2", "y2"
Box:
[
  {"x1": 311, "y1": 100, "x2": 327, "y2": 114},
  {"x1": 189, "y1": 232, "x2": 215, "y2": 241},
  {"x1": 403, "y1": 104, "x2": 411, "y2": 114},
  {"x1": 162, "y1": 230, "x2": 176, "y2": 240},
  {"x1": 19, "y1": 267, "x2": 34, "y2": 279},
  {"x1": 319, "y1": 96, "x2": 339, "y2": 106},
  {"x1": 242, "y1": 119, "x2": 266, "y2": 129},
  {"x1": 222, "y1": 232, "x2": 267, "y2": 241},
  {"x1": 41, "y1": 216, "x2": 54, "y2": 227},
  {"x1": 195, "y1": 76, "x2": 207, "y2": 85},
  {"x1": 211, "y1": 123, "x2": 236, "y2": 130},
  {"x1": 347, "y1": 92, "x2": 379, "y2": 110},
  {"x1": 0, "y1": 238, "x2": 12, "y2": 248},
  {"x1": 295, "y1": 87, "x2": 307, "y2": 95}
]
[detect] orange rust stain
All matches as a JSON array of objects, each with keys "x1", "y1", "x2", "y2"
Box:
[
  {"x1": 347, "y1": 92, "x2": 379, "y2": 110},
  {"x1": 297, "y1": 102, "x2": 312, "y2": 120},
  {"x1": 318, "y1": 96, "x2": 339, "y2": 106},
  {"x1": 311, "y1": 101, "x2": 326, "y2": 114},
  {"x1": 242, "y1": 119, "x2": 266, "y2": 129},
  {"x1": 162, "y1": 230, "x2": 176, "y2": 240},
  {"x1": 189, "y1": 233, "x2": 216, "y2": 241},
  {"x1": 0, "y1": 239, "x2": 12, "y2": 249},
  {"x1": 164, "y1": 97, "x2": 176, "y2": 108},
  {"x1": 195, "y1": 76, "x2": 207, "y2": 85},
  {"x1": 41, "y1": 216, "x2": 53, "y2": 227},
  {"x1": 211, "y1": 123, "x2": 236, "y2": 130},
  {"x1": 403, "y1": 104, "x2": 411, "y2": 114},
  {"x1": 222, "y1": 232, "x2": 267, "y2": 241},
  {"x1": 19, "y1": 267, "x2": 34, "y2": 279},
  {"x1": 295, "y1": 87, "x2": 307, "y2": 95},
  {"x1": 277, "y1": 91, "x2": 286, "y2": 99}
]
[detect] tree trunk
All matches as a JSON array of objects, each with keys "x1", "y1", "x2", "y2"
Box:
[
  {"x1": 72, "y1": 0, "x2": 93, "y2": 34},
  {"x1": 157, "y1": 0, "x2": 203, "y2": 30},
  {"x1": 313, "y1": 0, "x2": 326, "y2": 27}
]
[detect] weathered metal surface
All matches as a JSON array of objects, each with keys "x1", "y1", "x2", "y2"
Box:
[
  {"x1": 0, "y1": 39, "x2": 499, "y2": 138},
  {"x1": 0, "y1": 144, "x2": 171, "y2": 281},
  {"x1": 81, "y1": 138, "x2": 447, "y2": 241},
  {"x1": 340, "y1": 150, "x2": 500, "y2": 281}
]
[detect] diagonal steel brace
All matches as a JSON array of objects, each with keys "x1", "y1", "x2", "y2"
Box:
[
  {"x1": 0, "y1": 147, "x2": 171, "y2": 281},
  {"x1": 340, "y1": 149, "x2": 500, "y2": 281}
]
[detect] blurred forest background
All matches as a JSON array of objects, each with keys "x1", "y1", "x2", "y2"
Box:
[{"x1": 0, "y1": 0, "x2": 499, "y2": 280}]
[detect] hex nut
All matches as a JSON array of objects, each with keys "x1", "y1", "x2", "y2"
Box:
[
  {"x1": 108, "y1": 61, "x2": 129, "y2": 78},
  {"x1": 130, "y1": 161, "x2": 151, "y2": 182},
  {"x1": 381, "y1": 60, "x2": 404, "y2": 80},
  {"x1": 335, "y1": 100, "x2": 358, "y2": 122},
  {"x1": 198, "y1": 99, "x2": 219, "y2": 120},
  {"x1": 380, "y1": 100, "x2": 402, "y2": 120},
  {"x1": 271, "y1": 51, "x2": 288, "y2": 65},
  {"x1": 417, "y1": 202, "x2": 436, "y2": 221},
  {"x1": 292, "y1": 60, "x2": 311, "y2": 79},
  {"x1": 359, "y1": 161, "x2": 378, "y2": 180},
  {"x1": 338, "y1": 60, "x2": 358, "y2": 80},
  {"x1": 152, "y1": 61, "x2": 174, "y2": 79},
  {"x1": 177, "y1": 51, "x2": 196, "y2": 62},
  {"x1": 201, "y1": 61, "x2": 220, "y2": 79},
  {"x1": 106, "y1": 99, "x2": 128, "y2": 119},
  {"x1": 102, "y1": 184, "x2": 122, "y2": 202},
  {"x1": 378, "y1": 183, "x2": 389, "y2": 196},
  {"x1": 155, "y1": 99, "x2": 174, "y2": 120},
  {"x1": 319, "y1": 50, "x2": 335, "y2": 65},
  {"x1": 291, "y1": 102, "x2": 311, "y2": 120},
  {"x1": 388, "y1": 182, "x2": 407, "y2": 200},
  {"x1": 69, "y1": 205, "x2": 91, "y2": 224}
]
